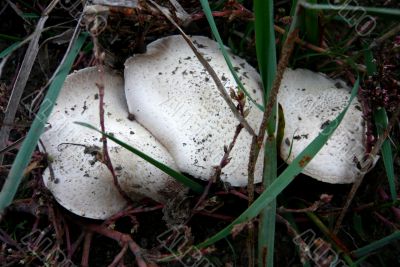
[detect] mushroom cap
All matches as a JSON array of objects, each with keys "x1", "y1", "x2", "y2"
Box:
[
  {"x1": 124, "y1": 35, "x2": 264, "y2": 186},
  {"x1": 41, "y1": 67, "x2": 184, "y2": 219},
  {"x1": 278, "y1": 68, "x2": 366, "y2": 184}
]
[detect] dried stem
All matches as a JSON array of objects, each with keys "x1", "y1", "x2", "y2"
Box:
[
  {"x1": 245, "y1": 28, "x2": 298, "y2": 267},
  {"x1": 90, "y1": 22, "x2": 132, "y2": 204},
  {"x1": 276, "y1": 214, "x2": 310, "y2": 264},
  {"x1": 84, "y1": 223, "x2": 150, "y2": 267},
  {"x1": 247, "y1": 29, "x2": 299, "y2": 205},
  {"x1": 108, "y1": 243, "x2": 129, "y2": 267},
  {"x1": 81, "y1": 231, "x2": 93, "y2": 267}
]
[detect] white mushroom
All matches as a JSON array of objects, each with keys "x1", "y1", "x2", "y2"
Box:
[
  {"x1": 124, "y1": 35, "x2": 264, "y2": 186},
  {"x1": 278, "y1": 68, "x2": 366, "y2": 184},
  {"x1": 41, "y1": 67, "x2": 185, "y2": 219}
]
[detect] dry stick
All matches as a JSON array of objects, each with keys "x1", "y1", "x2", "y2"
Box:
[
  {"x1": 276, "y1": 214, "x2": 310, "y2": 264},
  {"x1": 85, "y1": 223, "x2": 149, "y2": 267},
  {"x1": 149, "y1": 0, "x2": 256, "y2": 136},
  {"x1": 0, "y1": 18, "x2": 47, "y2": 165},
  {"x1": 273, "y1": 25, "x2": 327, "y2": 53},
  {"x1": 81, "y1": 231, "x2": 93, "y2": 267},
  {"x1": 247, "y1": 28, "x2": 299, "y2": 205},
  {"x1": 369, "y1": 23, "x2": 400, "y2": 48},
  {"x1": 333, "y1": 105, "x2": 400, "y2": 234},
  {"x1": 274, "y1": 25, "x2": 366, "y2": 73},
  {"x1": 108, "y1": 244, "x2": 129, "y2": 267},
  {"x1": 0, "y1": 0, "x2": 67, "y2": 165},
  {"x1": 0, "y1": 22, "x2": 82, "y2": 156},
  {"x1": 245, "y1": 28, "x2": 299, "y2": 267},
  {"x1": 90, "y1": 26, "x2": 132, "y2": 204},
  {"x1": 69, "y1": 232, "x2": 85, "y2": 259}
]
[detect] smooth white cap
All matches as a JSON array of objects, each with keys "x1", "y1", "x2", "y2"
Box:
[
  {"x1": 278, "y1": 68, "x2": 366, "y2": 183},
  {"x1": 124, "y1": 35, "x2": 265, "y2": 186},
  {"x1": 41, "y1": 67, "x2": 184, "y2": 219}
]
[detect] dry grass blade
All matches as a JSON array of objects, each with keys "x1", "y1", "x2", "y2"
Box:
[
  {"x1": 0, "y1": 16, "x2": 48, "y2": 165},
  {"x1": 92, "y1": 0, "x2": 139, "y2": 8},
  {"x1": 148, "y1": 0, "x2": 256, "y2": 137}
]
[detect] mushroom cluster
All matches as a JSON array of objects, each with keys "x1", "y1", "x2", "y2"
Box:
[{"x1": 41, "y1": 35, "x2": 367, "y2": 220}]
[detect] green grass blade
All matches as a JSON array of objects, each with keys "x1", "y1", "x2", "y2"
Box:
[
  {"x1": 352, "y1": 231, "x2": 400, "y2": 258},
  {"x1": 305, "y1": 211, "x2": 355, "y2": 266},
  {"x1": 304, "y1": 0, "x2": 319, "y2": 44},
  {"x1": 0, "y1": 32, "x2": 88, "y2": 214},
  {"x1": 254, "y1": 0, "x2": 278, "y2": 265},
  {"x1": 0, "y1": 41, "x2": 23, "y2": 59},
  {"x1": 197, "y1": 76, "x2": 360, "y2": 249},
  {"x1": 199, "y1": 0, "x2": 264, "y2": 111},
  {"x1": 258, "y1": 137, "x2": 277, "y2": 267},
  {"x1": 363, "y1": 45, "x2": 377, "y2": 74},
  {"x1": 0, "y1": 34, "x2": 23, "y2": 42},
  {"x1": 301, "y1": 3, "x2": 400, "y2": 18},
  {"x1": 254, "y1": 0, "x2": 277, "y2": 100},
  {"x1": 374, "y1": 108, "x2": 397, "y2": 201},
  {"x1": 74, "y1": 122, "x2": 204, "y2": 194}
]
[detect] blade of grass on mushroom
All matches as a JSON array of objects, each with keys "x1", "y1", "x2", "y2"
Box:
[
  {"x1": 254, "y1": 0, "x2": 278, "y2": 266},
  {"x1": 196, "y1": 75, "x2": 360, "y2": 249},
  {"x1": 0, "y1": 32, "x2": 87, "y2": 214},
  {"x1": 74, "y1": 122, "x2": 204, "y2": 194},
  {"x1": 199, "y1": 0, "x2": 264, "y2": 111}
]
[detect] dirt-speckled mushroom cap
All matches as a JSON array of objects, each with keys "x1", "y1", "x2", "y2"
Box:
[
  {"x1": 41, "y1": 67, "x2": 184, "y2": 219},
  {"x1": 124, "y1": 35, "x2": 264, "y2": 186},
  {"x1": 278, "y1": 68, "x2": 366, "y2": 184}
]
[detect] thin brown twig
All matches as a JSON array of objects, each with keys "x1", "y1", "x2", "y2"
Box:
[
  {"x1": 85, "y1": 223, "x2": 149, "y2": 267},
  {"x1": 90, "y1": 19, "x2": 132, "y2": 204},
  {"x1": 276, "y1": 214, "x2": 310, "y2": 265},
  {"x1": 247, "y1": 28, "x2": 299, "y2": 206},
  {"x1": 245, "y1": 27, "x2": 298, "y2": 267},
  {"x1": 69, "y1": 232, "x2": 85, "y2": 259},
  {"x1": 104, "y1": 204, "x2": 164, "y2": 225},
  {"x1": 108, "y1": 244, "x2": 129, "y2": 267},
  {"x1": 81, "y1": 231, "x2": 93, "y2": 267}
]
